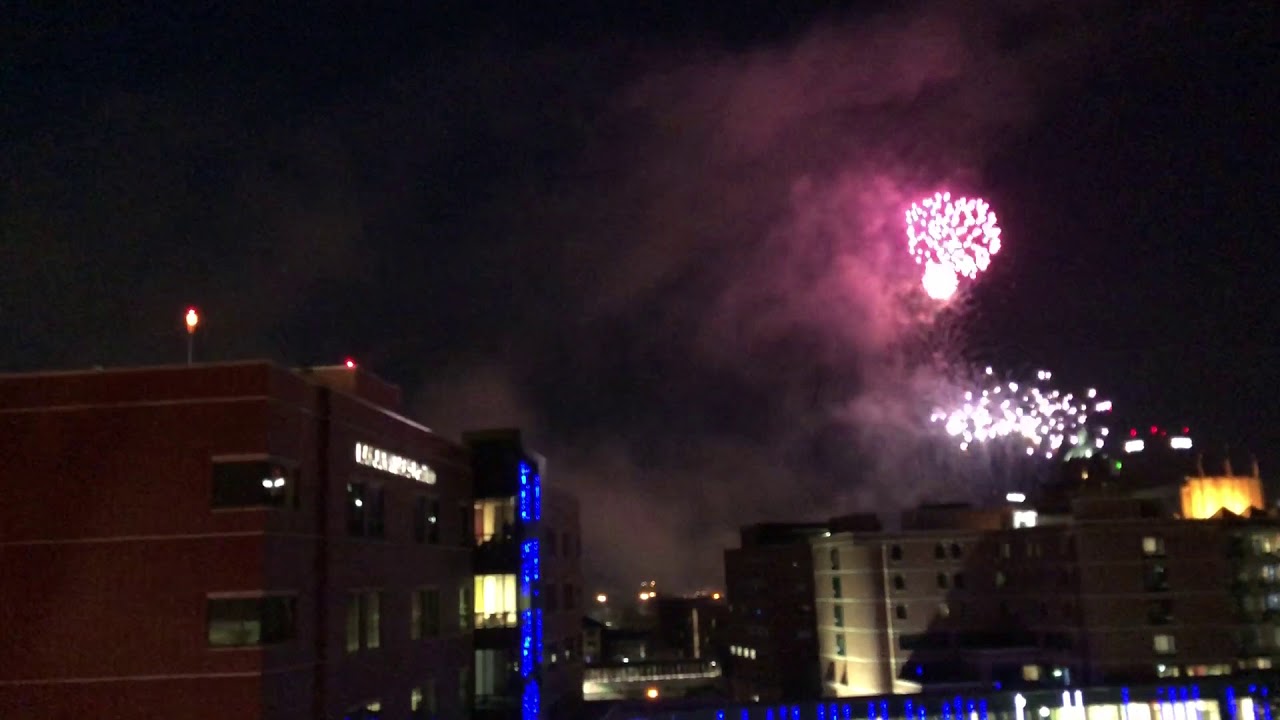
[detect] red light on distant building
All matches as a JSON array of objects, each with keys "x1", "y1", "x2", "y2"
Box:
[
  {"x1": 1150, "y1": 426, "x2": 1158, "y2": 435},
  {"x1": 344, "y1": 358, "x2": 356, "y2": 369},
  {"x1": 1130, "y1": 429, "x2": 1138, "y2": 438},
  {"x1": 1183, "y1": 426, "x2": 1190, "y2": 434}
]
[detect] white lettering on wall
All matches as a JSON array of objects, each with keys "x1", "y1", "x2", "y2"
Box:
[{"x1": 354, "y1": 442, "x2": 437, "y2": 484}]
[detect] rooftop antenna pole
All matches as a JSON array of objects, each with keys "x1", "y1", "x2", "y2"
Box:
[{"x1": 184, "y1": 307, "x2": 200, "y2": 365}]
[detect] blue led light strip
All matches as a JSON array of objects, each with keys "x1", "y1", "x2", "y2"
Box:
[{"x1": 518, "y1": 462, "x2": 543, "y2": 720}]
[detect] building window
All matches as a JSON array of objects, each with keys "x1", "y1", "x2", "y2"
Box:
[
  {"x1": 1145, "y1": 563, "x2": 1170, "y2": 592},
  {"x1": 346, "y1": 483, "x2": 384, "y2": 538},
  {"x1": 954, "y1": 572, "x2": 966, "y2": 590},
  {"x1": 207, "y1": 595, "x2": 296, "y2": 646},
  {"x1": 1143, "y1": 536, "x2": 1166, "y2": 557},
  {"x1": 893, "y1": 574, "x2": 905, "y2": 591},
  {"x1": 830, "y1": 548, "x2": 840, "y2": 570},
  {"x1": 414, "y1": 496, "x2": 440, "y2": 544},
  {"x1": 475, "y1": 648, "x2": 513, "y2": 703},
  {"x1": 458, "y1": 585, "x2": 472, "y2": 632},
  {"x1": 949, "y1": 543, "x2": 962, "y2": 559},
  {"x1": 995, "y1": 571, "x2": 1007, "y2": 588},
  {"x1": 1000, "y1": 542, "x2": 1011, "y2": 559},
  {"x1": 473, "y1": 497, "x2": 515, "y2": 545},
  {"x1": 936, "y1": 573, "x2": 949, "y2": 590},
  {"x1": 1023, "y1": 664, "x2": 1042, "y2": 682},
  {"x1": 411, "y1": 588, "x2": 441, "y2": 639},
  {"x1": 343, "y1": 701, "x2": 383, "y2": 719},
  {"x1": 211, "y1": 460, "x2": 297, "y2": 509},
  {"x1": 833, "y1": 605, "x2": 844, "y2": 628},
  {"x1": 934, "y1": 543, "x2": 946, "y2": 560},
  {"x1": 411, "y1": 679, "x2": 437, "y2": 720},
  {"x1": 474, "y1": 574, "x2": 518, "y2": 628},
  {"x1": 895, "y1": 604, "x2": 907, "y2": 620},
  {"x1": 938, "y1": 602, "x2": 950, "y2": 618},
  {"x1": 832, "y1": 577, "x2": 842, "y2": 599},
  {"x1": 346, "y1": 590, "x2": 382, "y2": 652},
  {"x1": 1148, "y1": 599, "x2": 1173, "y2": 625},
  {"x1": 1154, "y1": 634, "x2": 1176, "y2": 655},
  {"x1": 835, "y1": 633, "x2": 847, "y2": 656}
]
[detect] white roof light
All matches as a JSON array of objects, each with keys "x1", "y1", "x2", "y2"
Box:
[{"x1": 1124, "y1": 439, "x2": 1145, "y2": 453}]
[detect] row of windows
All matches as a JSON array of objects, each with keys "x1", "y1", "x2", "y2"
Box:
[
  {"x1": 342, "y1": 673, "x2": 463, "y2": 720},
  {"x1": 730, "y1": 644, "x2": 757, "y2": 659},
  {"x1": 344, "y1": 588, "x2": 470, "y2": 654},
  {"x1": 206, "y1": 589, "x2": 469, "y2": 651}
]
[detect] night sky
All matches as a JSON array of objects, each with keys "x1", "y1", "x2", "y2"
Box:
[{"x1": 3, "y1": 1, "x2": 1277, "y2": 593}]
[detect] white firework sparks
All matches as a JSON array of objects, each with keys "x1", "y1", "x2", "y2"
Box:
[{"x1": 930, "y1": 369, "x2": 1113, "y2": 459}]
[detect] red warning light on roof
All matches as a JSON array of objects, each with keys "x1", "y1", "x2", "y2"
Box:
[
  {"x1": 1182, "y1": 426, "x2": 1189, "y2": 434},
  {"x1": 344, "y1": 358, "x2": 356, "y2": 369},
  {"x1": 1150, "y1": 426, "x2": 1158, "y2": 435},
  {"x1": 1130, "y1": 429, "x2": 1137, "y2": 438}
]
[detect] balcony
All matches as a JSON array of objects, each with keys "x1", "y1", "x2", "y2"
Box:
[{"x1": 475, "y1": 612, "x2": 518, "y2": 629}]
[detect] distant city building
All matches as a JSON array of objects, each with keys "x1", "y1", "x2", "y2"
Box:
[
  {"x1": 465, "y1": 429, "x2": 583, "y2": 720},
  {"x1": 812, "y1": 494, "x2": 1280, "y2": 698},
  {"x1": 722, "y1": 523, "x2": 829, "y2": 702},
  {"x1": 653, "y1": 595, "x2": 727, "y2": 662},
  {"x1": 0, "y1": 362, "x2": 472, "y2": 719}
]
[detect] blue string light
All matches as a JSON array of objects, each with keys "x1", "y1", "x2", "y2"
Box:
[{"x1": 518, "y1": 463, "x2": 542, "y2": 720}]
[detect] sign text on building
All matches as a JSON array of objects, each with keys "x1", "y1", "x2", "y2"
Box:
[{"x1": 354, "y1": 442, "x2": 436, "y2": 484}]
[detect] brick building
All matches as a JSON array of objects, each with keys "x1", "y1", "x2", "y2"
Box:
[{"x1": 0, "y1": 362, "x2": 472, "y2": 719}]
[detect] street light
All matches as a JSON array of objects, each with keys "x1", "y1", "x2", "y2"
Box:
[{"x1": 184, "y1": 307, "x2": 200, "y2": 365}]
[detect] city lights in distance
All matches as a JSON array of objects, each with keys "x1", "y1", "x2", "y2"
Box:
[
  {"x1": 1094, "y1": 400, "x2": 1112, "y2": 412},
  {"x1": 712, "y1": 592, "x2": 721, "y2": 600},
  {"x1": 1124, "y1": 439, "x2": 1145, "y2": 453},
  {"x1": 1006, "y1": 492, "x2": 1026, "y2": 503},
  {"x1": 1170, "y1": 436, "x2": 1193, "y2": 450},
  {"x1": 344, "y1": 358, "x2": 356, "y2": 369},
  {"x1": 639, "y1": 592, "x2": 651, "y2": 601},
  {"x1": 645, "y1": 688, "x2": 660, "y2": 700},
  {"x1": 595, "y1": 593, "x2": 607, "y2": 604}
]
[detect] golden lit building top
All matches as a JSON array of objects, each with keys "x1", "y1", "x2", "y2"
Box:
[{"x1": 1180, "y1": 457, "x2": 1266, "y2": 519}]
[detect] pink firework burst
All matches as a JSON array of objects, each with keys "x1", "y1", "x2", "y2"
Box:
[{"x1": 905, "y1": 192, "x2": 1002, "y2": 301}]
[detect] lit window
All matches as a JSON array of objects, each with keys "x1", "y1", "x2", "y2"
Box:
[
  {"x1": 212, "y1": 460, "x2": 297, "y2": 509},
  {"x1": 748, "y1": 648, "x2": 756, "y2": 659},
  {"x1": 411, "y1": 588, "x2": 440, "y2": 639},
  {"x1": 1142, "y1": 536, "x2": 1166, "y2": 557},
  {"x1": 995, "y1": 571, "x2": 1007, "y2": 587},
  {"x1": 1022, "y1": 664, "x2": 1041, "y2": 682},
  {"x1": 411, "y1": 679, "x2": 437, "y2": 720},
  {"x1": 938, "y1": 603, "x2": 950, "y2": 618},
  {"x1": 207, "y1": 595, "x2": 295, "y2": 646},
  {"x1": 473, "y1": 574, "x2": 518, "y2": 628},
  {"x1": 473, "y1": 497, "x2": 516, "y2": 545},
  {"x1": 833, "y1": 605, "x2": 845, "y2": 628},
  {"x1": 835, "y1": 634, "x2": 847, "y2": 657},
  {"x1": 1153, "y1": 634, "x2": 1176, "y2": 655}
]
